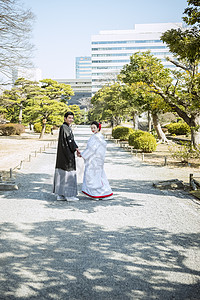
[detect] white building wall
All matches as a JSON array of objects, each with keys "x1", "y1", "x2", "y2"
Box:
[{"x1": 91, "y1": 23, "x2": 182, "y2": 94}]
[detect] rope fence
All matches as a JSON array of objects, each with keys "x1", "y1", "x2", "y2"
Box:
[{"x1": 0, "y1": 139, "x2": 57, "y2": 182}]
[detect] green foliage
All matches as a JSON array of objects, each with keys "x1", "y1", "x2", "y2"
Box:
[
  {"x1": 165, "y1": 122, "x2": 191, "y2": 135},
  {"x1": 129, "y1": 130, "x2": 157, "y2": 153},
  {"x1": 0, "y1": 78, "x2": 74, "y2": 131},
  {"x1": 129, "y1": 130, "x2": 157, "y2": 152},
  {"x1": 40, "y1": 79, "x2": 74, "y2": 102},
  {"x1": 33, "y1": 122, "x2": 42, "y2": 133},
  {"x1": 128, "y1": 130, "x2": 145, "y2": 146},
  {"x1": 112, "y1": 126, "x2": 134, "y2": 140},
  {"x1": 169, "y1": 142, "x2": 200, "y2": 163},
  {"x1": 68, "y1": 105, "x2": 82, "y2": 124},
  {"x1": 33, "y1": 122, "x2": 51, "y2": 133},
  {"x1": 135, "y1": 133, "x2": 157, "y2": 153},
  {"x1": 183, "y1": 0, "x2": 200, "y2": 27},
  {"x1": 0, "y1": 123, "x2": 25, "y2": 136},
  {"x1": 119, "y1": 42, "x2": 200, "y2": 148},
  {"x1": 90, "y1": 83, "x2": 126, "y2": 124},
  {"x1": 161, "y1": 27, "x2": 200, "y2": 64}
]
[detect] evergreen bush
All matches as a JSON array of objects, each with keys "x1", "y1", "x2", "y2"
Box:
[
  {"x1": 33, "y1": 122, "x2": 52, "y2": 133},
  {"x1": 165, "y1": 122, "x2": 190, "y2": 135},
  {"x1": 128, "y1": 130, "x2": 145, "y2": 146},
  {"x1": 135, "y1": 133, "x2": 157, "y2": 152},
  {"x1": 0, "y1": 123, "x2": 25, "y2": 136},
  {"x1": 33, "y1": 122, "x2": 42, "y2": 133},
  {"x1": 129, "y1": 130, "x2": 157, "y2": 152},
  {"x1": 112, "y1": 126, "x2": 134, "y2": 140}
]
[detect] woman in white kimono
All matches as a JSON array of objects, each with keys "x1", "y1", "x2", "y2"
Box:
[{"x1": 81, "y1": 121, "x2": 113, "y2": 200}]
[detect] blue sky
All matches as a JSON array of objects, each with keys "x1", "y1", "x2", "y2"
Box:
[{"x1": 24, "y1": 0, "x2": 188, "y2": 79}]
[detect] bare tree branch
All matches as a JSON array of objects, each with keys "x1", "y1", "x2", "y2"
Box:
[{"x1": 0, "y1": 0, "x2": 35, "y2": 85}]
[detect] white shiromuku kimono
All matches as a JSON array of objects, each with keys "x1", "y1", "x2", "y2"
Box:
[
  {"x1": 81, "y1": 132, "x2": 113, "y2": 198},
  {"x1": 81, "y1": 132, "x2": 113, "y2": 199}
]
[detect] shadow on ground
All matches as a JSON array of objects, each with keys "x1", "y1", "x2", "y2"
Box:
[
  {"x1": 1, "y1": 218, "x2": 200, "y2": 299},
  {"x1": 0, "y1": 170, "x2": 192, "y2": 212}
]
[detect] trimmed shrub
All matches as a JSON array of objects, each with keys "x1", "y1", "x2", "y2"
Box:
[
  {"x1": 33, "y1": 122, "x2": 52, "y2": 133},
  {"x1": 165, "y1": 122, "x2": 190, "y2": 135},
  {"x1": 135, "y1": 133, "x2": 157, "y2": 153},
  {"x1": 0, "y1": 123, "x2": 25, "y2": 136},
  {"x1": 45, "y1": 124, "x2": 52, "y2": 134},
  {"x1": 112, "y1": 126, "x2": 134, "y2": 140},
  {"x1": 33, "y1": 122, "x2": 42, "y2": 133},
  {"x1": 128, "y1": 130, "x2": 145, "y2": 146},
  {"x1": 129, "y1": 130, "x2": 157, "y2": 152}
]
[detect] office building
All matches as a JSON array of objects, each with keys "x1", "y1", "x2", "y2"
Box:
[
  {"x1": 76, "y1": 57, "x2": 92, "y2": 79},
  {"x1": 91, "y1": 23, "x2": 182, "y2": 94},
  {"x1": 56, "y1": 78, "x2": 92, "y2": 109}
]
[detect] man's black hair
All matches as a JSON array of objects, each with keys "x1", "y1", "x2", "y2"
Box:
[{"x1": 64, "y1": 111, "x2": 74, "y2": 118}]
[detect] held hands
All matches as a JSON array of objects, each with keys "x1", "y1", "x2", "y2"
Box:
[{"x1": 76, "y1": 149, "x2": 82, "y2": 157}]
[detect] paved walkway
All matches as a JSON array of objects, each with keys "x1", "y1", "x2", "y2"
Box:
[{"x1": 0, "y1": 126, "x2": 200, "y2": 300}]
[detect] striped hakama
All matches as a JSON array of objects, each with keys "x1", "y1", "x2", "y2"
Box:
[{"x1": 53, "y1": 168, "x2": 77, "y2": 197}]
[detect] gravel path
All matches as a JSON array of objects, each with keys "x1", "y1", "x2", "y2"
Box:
[{"x1": 0, "y1": 125, "x2": 200, "y2": 300}]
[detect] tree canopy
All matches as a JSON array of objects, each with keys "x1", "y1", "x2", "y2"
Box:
[{"x1": 0, "y1": 78, "x2": 81, "y2": 138}]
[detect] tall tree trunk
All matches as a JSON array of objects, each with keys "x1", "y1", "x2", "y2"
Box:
[
  {"x1": 39, "y1": 124, "x2": 46, "y2": 139},
  {"x1": 132, "y1": 111, "x2": 139, "y2": 130},
  {"x1": 18, "y1": 104, "x2": 23, "y2": 124},
  {"x1": 115, "y1": 116, "x2": 121, "y2": 126},
  {"x1": 147, "y1": 110, "x2": 152, "y2": 132},
  {"x1": 152, "y1": 112, "x2": 167, "y2": 142},
  {"x1": 191, "y1": 114, "x2": 200, "y2": 149},
  {"x1": 39, "y1": 118, "x2": 46, "y2": 139}
]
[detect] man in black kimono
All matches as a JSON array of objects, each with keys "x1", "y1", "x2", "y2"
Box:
[{"x1": 53, "y1": 111, "x2": 80, "y2": 201}]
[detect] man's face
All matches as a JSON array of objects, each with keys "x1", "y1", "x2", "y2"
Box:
[{"x1": 65, "y1": 115, "x2": 74, "y2": 125}]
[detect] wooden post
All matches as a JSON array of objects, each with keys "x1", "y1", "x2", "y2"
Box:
[
  {"x1": 10, "y1": 168, "x2": 12, "y2": 178},
  {"x1": 35, "y1": 151, "x2": 37, "y2": 157},
  {"x1": 189, "y1": 173, "x2": 193, "y2": 188},
  {"x1": 142, "y1": 153, "x2": 144, "y2": 161},
  {"x1": 20, "y1": 161, "x2": 23, "y2": 169},
  {"x1": 189, "y1": 173, "x2": 197, "y2": 190},
  {"x1": 164, "y1": 156, "x2": 167, "y2": 166}
]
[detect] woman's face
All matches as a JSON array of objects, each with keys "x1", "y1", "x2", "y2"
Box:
[{"x1": 91, "y1": 124, "x2": 98, "y2": 134}]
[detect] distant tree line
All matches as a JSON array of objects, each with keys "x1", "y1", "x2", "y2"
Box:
[{"x1": 0, "y1": 78, "x2": 82, "y2": 138}]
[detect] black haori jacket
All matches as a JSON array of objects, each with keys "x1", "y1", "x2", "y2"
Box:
[{"x1": 55, "y1": 122, "x2": 78, "y2": 171}]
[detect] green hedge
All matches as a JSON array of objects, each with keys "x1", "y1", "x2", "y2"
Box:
[
  {"x1": 128, "y1": 130, "x2": 145, "y2": 146},
  {"x1": 112, "y1": 126, "x2": 134, "y2": 140},
  {"x1": 129, "y1": 130, "x2": 157, "y2": 153},
  {"x1": 165, "y1": 122, "x2": 190, "y2": 135},
  {"x1": 0, "y1": 123, "x2": 25, "y2": 136},
  {"x1": 34, "y1": 122, "x2": 52, "y2": 133},
  {"x1": 135, "y1": 133, "x2": 157, "y2": 152}
]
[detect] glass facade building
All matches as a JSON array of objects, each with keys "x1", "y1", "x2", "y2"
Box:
[
  {"x1": 76, "y1": 56, "x2": 92, "y2": 79},
  {"x1": 56, "y1": 78, "x2": 92, "y2": 109},
  {"x1": 91, "y1": 23, "x2": 182, "y2": 94}
]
